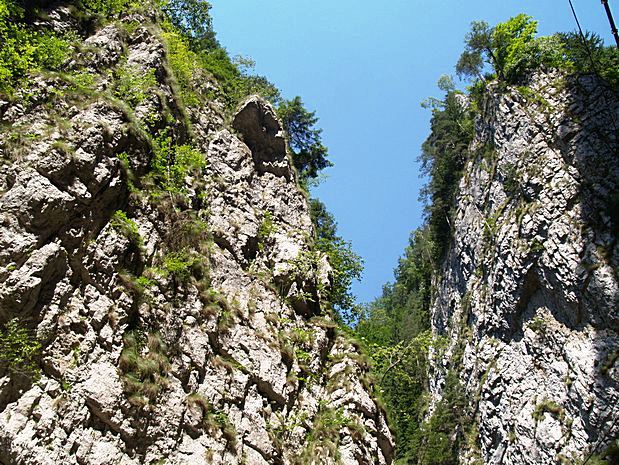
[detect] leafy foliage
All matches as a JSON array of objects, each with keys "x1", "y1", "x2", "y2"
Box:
[
  {"x1": 357, "y1": 227, "x2": 433, "y2": 345},
  {"x1": 150, "y1": 132, "x2": 205, "y2": 193},
  {"x1": 365, "y1": 333, "x2": 437, "y2": 463},
  {"x1": 110, "y1": 210, "x2": 143, "y2": 248},
  {"x1": 355, "y1": 227, "x2": 436, "y2": 462},
  {"x1": 310, "y1": 199, "x2": 362, "y2": 317},
  {"x1": 114, "y1": 65, "x2": 157, "y2": 106},
  {"x1": 456, "y1": 15, "x2": 540, "y2": 83},
  {"x1": 277, "y1": 96, "x2": 333, "y2": 186},
  {"x1": 0, "y1": 0, "x2": 69, "y2": 94},
  {"x1": 556, "y1": 31, "x2": 619, "y2": 87},
  {"x1": 159, "y1": 0, "x2": 217, "y2": 50},
  {"x1": 420, "y1": 86, "x2": 475, "y2": 264},
  {"x1": 79, "y1": 0, "x2": 138, "y2": 15},
  {"x1": 456, "y1": 14, "x2": 619, "y2": 86},
  {"x1": 417, "y1": 370, "x2": 469, "y2": 465},
  {"x1": 161, "y1": 19, "x2": 281, "y2": 108},
  {"x1": 0, "y1": 318, "x2": 41, "y2": 379}
]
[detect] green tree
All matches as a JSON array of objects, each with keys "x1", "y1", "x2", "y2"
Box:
[
  {"x1": 365, "y1": 333, "x2": 436, "y2": 464},
  {"x1": 357, "y1": 227, "x2": 433, "y2": 345},
  {"x1": 310, "y1": 199, "x2": 362, "y2": 318},
  {"x1": 557, "y1": 31, "x2": 619, "y2": 87},
  {"x1": 355, "y1": 227, "x2": 437, "y2": 463},
  {"x1": 277, "y1": 96, "x2": 333, "y2": 185},
  {"x1": 160, "y1": 0, "x2": 218, "y2": 51},
  {"x1": 456, "y1": 20, "x2": 497, "y2": 81},
  {"x1": 420, "y1": 85, "x2": 475, "y2": 264},
  {"x1": 456, "y1": 14, "x2": 539, "y2": 83},
  {"x1": 492, "y1": 14, "x2": 538, "y2": 81}
]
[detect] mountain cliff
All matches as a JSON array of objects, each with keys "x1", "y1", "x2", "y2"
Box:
[
  {"x1": 430, "y1": 70, "x2": 618, "y2": 464},
  {"x1": 355, "y1": 18, "x2": 618, "y2": 464},
  {"x1": 0, "y1": 3, "x2": 392, "y2": 464}
]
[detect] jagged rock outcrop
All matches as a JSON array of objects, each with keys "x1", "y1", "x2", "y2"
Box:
[
  {"x1": 430, "y1": 72, "x2": 618, "y2": 464},
  {"x1": 0, "y1": 7, "x2": 392, "y2": 465}
]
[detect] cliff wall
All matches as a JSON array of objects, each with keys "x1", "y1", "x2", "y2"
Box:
[
  {"x1": 430, "y1": 71, "x2": 618, "y2": 464},
  {"x1": 0, "y1": 6, "x2": 392, "y2": 465}
]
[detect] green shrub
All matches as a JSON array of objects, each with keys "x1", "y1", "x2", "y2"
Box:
[
  {"x1": 161, "y1": 23, "x2": 203, "y2": 106},
  {"x1": 162, "y1": 250, "x2": 194, "y2": 281},
  {"x1": 257, "y1": 211, "x2": 276, "y2": 250},
  {"x1": 0, "y1": 0, "x2": 70, "y2": 94},
  {"x1": 310, "y1": 199, "x2": 363, "y2": 318},
  {"x1": 161, "y1": 14, "x2": 281, "y2": 109},
  {"x1": 0, "y1": 318, "x2": 41, "y2": 379},
  {"x1": 110, "y1": 210, "x2": 143, "y2": 247},
  {"x1": 135, "y1": 275, "x2": 156, "y2": 290},
  {"x1": 150, "y1": 132, "x2": 205, "y2": 193},
  {"x1": 115, "y1": 65, "x2": 157, "y2": 106},
  {"x1": 66, "y1": 71, "x2": 97, "y2": 94},
  {"x1": 80, "y1": 0, "x2": 139, "y2": 16}
]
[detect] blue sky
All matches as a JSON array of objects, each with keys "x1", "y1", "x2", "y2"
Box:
[{"x1": 210, "y1": 0, "x2": 616, "y2": 304}]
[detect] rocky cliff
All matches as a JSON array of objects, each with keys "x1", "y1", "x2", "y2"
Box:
[
  {"x1": 430, "y1": 71, "x2": 619, "y2": 464},
  {"x1": 0, "y1": 6, "x2": 392, "y2": 465}
]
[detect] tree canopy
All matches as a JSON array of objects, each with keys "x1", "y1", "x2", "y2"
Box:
[
  {"x1": 277, "y1": 96, "x2": 333, "y2": 185},
  {"x1": 310, "y1": 199, "x2": 363, "y2": 318},
  {"x1": 456, "y1": 14, "x2": 619, "y2": 86}
]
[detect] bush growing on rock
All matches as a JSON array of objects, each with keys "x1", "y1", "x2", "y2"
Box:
[{"x1": 0, "y1": 318, "x2": 41, "y2": 380}]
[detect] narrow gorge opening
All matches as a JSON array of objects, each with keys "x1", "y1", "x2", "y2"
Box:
[{"x1": 0, "y1": 1, "x2": 617, "y2": 465}]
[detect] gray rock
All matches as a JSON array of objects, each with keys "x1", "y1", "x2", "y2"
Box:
[
  {"x1": 0, "y1": 7, "x2": 392, "y2": 465},
  {"x1": 429, "y1": 71, "x2": 619, "y2": 465}
]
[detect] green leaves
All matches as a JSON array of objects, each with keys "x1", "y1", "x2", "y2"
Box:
[
  {"x1": 492, "y1": 14, "x2": 538, "y2": 81},
  {"x1": 115, "y1": 65, "x2": 157, "y2": 106},
  {"x1": 456, "y1": 14, "x2": 538, "y2": 83},
  {"x1": 80, "y1": 0, "x2": 139, "y2": 16},
  {"x1": 310, "y1": 199, "x2": 362, "y2": 317},
  {"x1": 160, "y1": 0, "x2": 217, "y2": 51},
  {"x1": 0, "y1": 0, "x2": 70, "y2": 94},
  {"x1": 456, "y1": 14, "x2": 619, "y2": 87},
  {"x1": 277, "y1": 97, "x2": 333, "y2": 185},
  {"x1": 110, "y1": 210, "x2": 143, "y2": 248},
  {"x1": 151, "y1": 132, "x2": 205, "y2": 193},
  {"x1": 0, "y1": 318, "x2": 41, "y2": 379},
  {"x1": 420, "y1": 87, "x2": 475, "y2": 265}
]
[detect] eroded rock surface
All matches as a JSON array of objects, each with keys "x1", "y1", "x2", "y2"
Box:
[
  {"x1": 430, "y1": 72, "x2": 619, "y2": 464},
  {"x1": 0, "y1": 8, "x2": 392, "y2": 465}
]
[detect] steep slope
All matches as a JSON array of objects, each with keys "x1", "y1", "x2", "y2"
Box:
[
  {"x1": 0, "y1": 5, "x2": 393, "y2": 465},
  {"x1": 430, "y1": 71, "x2": 618, "y2": 464}
]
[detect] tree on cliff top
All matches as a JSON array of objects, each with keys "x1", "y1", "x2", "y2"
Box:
[
  {"x1": 277, "y1": 96, "x2": 333, "y2": 186},
  {"x1": 456, "y1": 14, "x2": 539, "y2": 83}
]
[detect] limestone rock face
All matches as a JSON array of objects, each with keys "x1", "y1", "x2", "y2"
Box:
[
  {"x1": 0, "y1": 8, "x2": 392, "y2": 465},
  {"x1": 430, "y1": 72, "x2": 619, "y2": 464}
]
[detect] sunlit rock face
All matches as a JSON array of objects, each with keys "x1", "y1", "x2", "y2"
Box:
[
  {"x1": 429, "y1": 71, "x2": 618, "y2": 465},
  {"x1": 0, "y1": 7, "x2": 393, "y2": 465}
]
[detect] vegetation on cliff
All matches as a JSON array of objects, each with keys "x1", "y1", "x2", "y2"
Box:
[
  {"x1": 0, "y1": 0, "x2": 362, "y2": 389},
  {"x1": 356, "y1": 14, "x2": 619, "y2": 465},
  {"x1": 2, "y1": 1, "x2": 617, "y2": 463}
]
